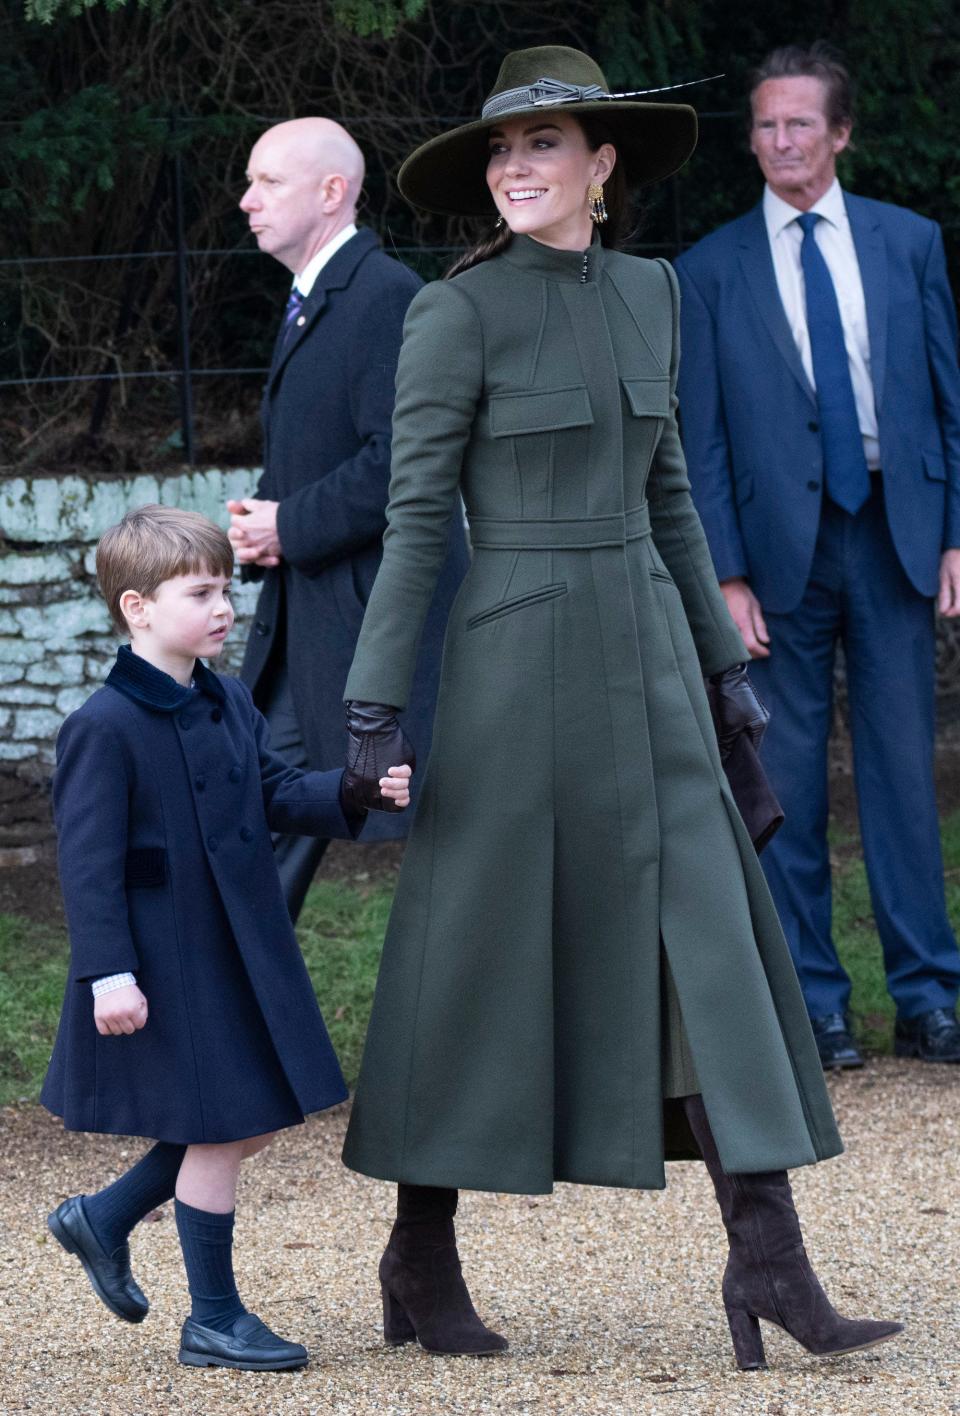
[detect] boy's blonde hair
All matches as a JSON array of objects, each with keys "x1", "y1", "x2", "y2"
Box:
[{"x1": 96, "y1": 504, "x2": 234, "y2": 634}]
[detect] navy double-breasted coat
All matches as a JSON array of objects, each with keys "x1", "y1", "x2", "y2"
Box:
[
  {"x1": 41, "y1": 647, "x2": 356, "y2": 1144},
  {"x1": 240, "y1": 228, "x2": 469, "y2": 839}
]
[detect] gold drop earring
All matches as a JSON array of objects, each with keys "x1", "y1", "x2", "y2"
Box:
[{"x1": 588, "y1": 182, "x2": 608, "y2": 225}]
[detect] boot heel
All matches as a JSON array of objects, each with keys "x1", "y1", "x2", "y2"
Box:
[
  {"x1": 381, "y1": 1283, "x2": 416, "y2": 1346},
  {"x1": 725, "y1": 1305, "x2": 767, "y2": 1370}
]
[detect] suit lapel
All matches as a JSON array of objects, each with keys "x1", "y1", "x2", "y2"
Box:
[
  {"x1": 737, "y1": 204, "x2": 817, "y2": 409},
  {"x1": 845, "y1": 192, "x2": 888, "y2": 414},
  {"x1": 267, "y1": 228, "x2": 379, "y2": 395}
]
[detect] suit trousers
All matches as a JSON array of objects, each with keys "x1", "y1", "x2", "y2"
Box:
[
  {"x1": 749, "y1": 484, "x2": 960, "y2": 1020},
  {"x1": 261, "y1": 661, "x2": 330, "y2": 923}
]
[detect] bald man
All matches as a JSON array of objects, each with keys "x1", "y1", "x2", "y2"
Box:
[{"x1": 231, "y1": 119, "x2": 468, "y2": 919}]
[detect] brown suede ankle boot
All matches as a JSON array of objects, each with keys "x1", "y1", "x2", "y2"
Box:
[
  {"x1": 378, "y1": 1184, "x2": 508, "y2": 1355},
  {"x1": 683, "y1": 1095, "x2": 903, "y2": 1370}
]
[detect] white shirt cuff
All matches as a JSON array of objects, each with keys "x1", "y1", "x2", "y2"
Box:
[{"x1": 91, "y1": 972, "x2": 137, "y2": 998}]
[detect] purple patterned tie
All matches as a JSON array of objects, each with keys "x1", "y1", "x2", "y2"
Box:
[{"x1": 279, "y1": 287, "x2": 305, "y2": 347}]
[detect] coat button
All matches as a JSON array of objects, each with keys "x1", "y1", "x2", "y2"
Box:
[
  {"x1": 207, "y1": 834, "x2": 219, "y2": 852},
  {"x1": 211, "y1": 708, "x2": 222, "y2": 723},
  {"x1": 179, "y1": 714, "x2": 191, "y2": 730},
  {"x1": 808, "y1": 420, "x2": 820, "y2": 432},
  {"x1": 195, "y1": 776, "x2": 206, "y2": 792},
  {"x1": 807, "y1": 480, "x2": 821, "y2": 491},
  {"x1": 239, "y1": 826, "x2": 253, "y2": 842},
  {"x1": 229, "y1": 766, "x2": 242, "y2": 783},
  {"x1": 255, "y1": 621, "x2": 270, "y2": 637}
]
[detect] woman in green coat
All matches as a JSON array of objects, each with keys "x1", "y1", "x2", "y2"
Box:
[{"x1": 340, "y1": 46, "x2": 902, "y2": 1369}]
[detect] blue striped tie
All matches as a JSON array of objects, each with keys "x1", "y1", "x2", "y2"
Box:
[{"x1": 796, "y1": 212, "x2": 871, "y2": 516}]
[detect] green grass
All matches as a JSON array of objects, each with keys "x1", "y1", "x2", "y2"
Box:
[
  {"x1": 295, "y1": 879, "x2": 395, "y2": 1085},
  {"x1": 0, "y1": 914, "x2": 73, "y2": 1107},
  {"x1": 5, "y1": 817, "x2": 960, "y2": 1106}
]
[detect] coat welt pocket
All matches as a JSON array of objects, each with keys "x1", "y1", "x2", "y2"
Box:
[
  {"x1": 466, "y1": 582, "x2": 568, "y2": 630},
  {"x1": 649, "y1": 569, "x2": 676, "y2": 585},
  {"x1": 489, "y1": 386, "x2": 593, "y2": 437},
  {"x1": 621, "y1": 376, "x2": 670, "y2": 418},
  {"x1": 125, "y1": 847, "x2": 167, "y2": 888}
]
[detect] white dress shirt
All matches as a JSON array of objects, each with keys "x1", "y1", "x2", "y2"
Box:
[
  {"x1": 294, "y1": 223, "x2": 358, "y2": 297},
  {"x1": 762, "y1": 180, "x2": 880, "y2": 469}
]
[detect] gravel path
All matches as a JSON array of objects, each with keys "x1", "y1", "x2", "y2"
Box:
[{"x1": 1, "y1": 1059, "x2": 957, "y2": 1416}]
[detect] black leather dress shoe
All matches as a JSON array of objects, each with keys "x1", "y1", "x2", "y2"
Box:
[
  {"x1": 47, "y1": 1195, "x2": 148, "y2": 1323},
  {"x1": 894, "y1": 1008, "x2": 960, "y2": 1063},
  {"x1": 810, "y1": 1013, "x2": 864, "y2": 1070},
  {"x1": 178, "y1": 1313, "x2": 308, "y2": 1370}
]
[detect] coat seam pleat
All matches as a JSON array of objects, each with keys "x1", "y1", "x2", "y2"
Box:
[
  {"x1": 528, "y1": 281, "x2": 549, "y2": 385},
  {"x1": 587, "y1": 547, "x2": 641, "y2": 1184},
  {"x1": 397, "y1": 757, "x2": 439, "y2": 1178}
]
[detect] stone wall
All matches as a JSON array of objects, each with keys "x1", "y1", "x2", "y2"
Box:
[
  {"x1": 3, "y1": 468, "x2": 960, "y2": 851},
  {"x1": 0, "y1": 470, "x2": 262, "y2": 848}
]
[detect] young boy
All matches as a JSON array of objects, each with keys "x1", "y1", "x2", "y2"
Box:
[{"x1": 41, "y1": 504, "x2": 411, "y2": 1372}]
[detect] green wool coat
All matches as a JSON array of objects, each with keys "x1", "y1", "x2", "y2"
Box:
[{"x1": 342, "y1": 233, "x2": 842, "y2": 1194}]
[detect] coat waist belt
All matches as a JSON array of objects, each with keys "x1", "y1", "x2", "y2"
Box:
[{"x1": 468, "y1": 503, "x2": 652, "y2": 550}]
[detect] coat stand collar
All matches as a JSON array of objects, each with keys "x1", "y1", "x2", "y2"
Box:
[{"x1": 501, "y1": 231, "x2": 605, "y2": 283}]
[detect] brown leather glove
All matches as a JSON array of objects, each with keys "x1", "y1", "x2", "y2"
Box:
[
  {"x1": 343, "y1": 702, "x2": 416, "y2": 814},
  {"x1": 707, "y1": 663, "x2": 770, "y2": 763}
]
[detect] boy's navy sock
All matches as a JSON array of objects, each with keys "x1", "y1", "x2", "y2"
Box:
[
  {"x1": 83, "y1": 1141, "x2": 186, "y2": 1256},
  {"x1": 175, "y1": 1199, "x2": 247, "y2": 1333}
]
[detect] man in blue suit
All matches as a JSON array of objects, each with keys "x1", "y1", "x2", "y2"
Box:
[
  {"x1": 676, "y1": 44, "x2": 960, "y2": 1067},
  {"x1": 229, "y1": 118, "x2": 468, "y2": 921}
]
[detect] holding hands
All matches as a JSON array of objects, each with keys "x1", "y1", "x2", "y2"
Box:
[
  {"x1": 227, "y1": 497, "x2": 283, "y2": 568},
  {"x1": 343, "y1": 703, "x2": 417, "y2": 814},
  {"x1": 377, "y1": 764, "x2": 413, "y2": 810},
  {"x1": 94, "y1": 984, "x2": 148, "y2": 1037}
]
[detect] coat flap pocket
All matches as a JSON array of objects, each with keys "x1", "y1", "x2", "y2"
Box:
[
  {"x1": 923, "y1": 449, "x2": 947, "y2": 482},
  {"x1": 621, "y1": 376, "x2": 670, "y2": 418},
  {"x1": 125, "y1": 847, "x2": 167, "y2": 888},
  {"x1": 735, "y1": 474, "x2": 755, "y2": 507},
  {"x1": 489, "y1": 385, "x2": 593, "y2": 437}
]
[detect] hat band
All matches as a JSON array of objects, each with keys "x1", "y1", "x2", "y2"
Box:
[
  {"x1": 481, "y1": 77, "x2": 607, "y2": 121},
  {"x1": 480, "y1": 72, "x2": 725, "y2": 123}
]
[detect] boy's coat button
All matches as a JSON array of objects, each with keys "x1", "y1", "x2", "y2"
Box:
[
  {"x1": 179, "y1": 714, "x2": 192, "y2": 730},
  {"x1": 211, "y1": 708, "x2": 223, "y2": 723},
  {"x1": 239, "y1": 826, "x2": 253, "y2": 842},
  {"x1": 207, "y1": 834, "x2": 219, "y2": 851},
  {"x1": 254, "y1": 621, "x2": 270, "y2": 637},
  {"x1": 228, "y1": 766, "x2": 242, "y2": 783},
  {"x1": 195, "y1": 776, "x2": 206, "y2": 792}
]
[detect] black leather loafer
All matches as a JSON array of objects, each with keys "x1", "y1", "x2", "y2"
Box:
[
  {"x1": 178, "y1": 1313, "x2": 308, "y2": 1370},
  {"x1": 810, "y1": 1013, "x2": 864, "y2": 1070},
  {"x1": 895, "y1": 1007, "x2": 960, "y2": 1063},
  {"x1": 47, "y1": 1195, "x2": 148, "y2": 1323}
]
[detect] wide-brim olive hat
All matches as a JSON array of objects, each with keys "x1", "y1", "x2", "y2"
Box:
[{"x1": 398, "y1": 45, "x2": 701, "y2": 217}]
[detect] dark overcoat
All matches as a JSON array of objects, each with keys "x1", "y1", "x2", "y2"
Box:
[
  {"x1": 41, "y1": 647, "x2": 356, "y2": 1145},
  {"x1": 240, "y1": 228, "x2": 469, "y2": 839},
  {"x1": 341, "y1": 234, "x2": 843, "y2": 1194}
]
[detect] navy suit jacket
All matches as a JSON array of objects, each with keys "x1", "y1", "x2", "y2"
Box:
[
  {"x1": 241, "y1": 228, "x2": 469, "y2": 839},
  {"x1": 675, "y1": 192, "x2": 960, "y2": 613}
]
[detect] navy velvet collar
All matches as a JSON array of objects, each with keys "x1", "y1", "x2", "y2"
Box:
[{"x1": 106, "y1": 644, "x2": 226, "y2": 712}]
